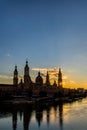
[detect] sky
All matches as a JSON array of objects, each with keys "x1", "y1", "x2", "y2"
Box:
[{"x1": 0, "y1": 0, "x2": 87, "y2": 88}]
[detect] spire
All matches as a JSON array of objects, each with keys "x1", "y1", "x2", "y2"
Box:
[
  {"x1": 59, "y1": 68, "x2": 61, "y2": 73},
  {"x1": 24, "y1": 61, "x2": 29, "y2": 76},
  {"x1": 26, "y1": 60, "x2": 28, "y2": 65},
  {"x1": 24, "y1": 61, "x2": 32, "y2": 88},
  {"x1": 13, "y1": 65, "x2": 18, "y2": 86},
  {"x1": 46, "y1": 71, "x2": 50, "y2": 86},
  {"x1": 58, "y1": 68, "x2": 62, "y2": 87},
  {"x1": 14, "y1": 65, "x2": 18, "y2": 75},
  {"x1": 38, "y1": 71, "x2": 40, "y2": 76},
  {"x1": 15, "y1": 65, "x2": 17, "y2": 69}
]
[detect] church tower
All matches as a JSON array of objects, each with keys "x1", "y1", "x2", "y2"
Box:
[
  {"x1": 58, "y1": 68, "x2": 62, "y2": 88},
  {"x1": 13, "y1": 65, "x2": 18, "y2": 86},
  {"x1": 24, "y1": 61, "x2": 31, "y2": 88},
  {"x1": 46, "y1": 71, "x2": 50, "y2": 86}
]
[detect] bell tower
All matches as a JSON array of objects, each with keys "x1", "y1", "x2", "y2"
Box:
[
  {"x1": 13, "y1": 65, "x2": 18, "y2": 86},
  {"x1": 58, "y1": 68, "x2": 62, "y2": 88},
  {"x1": 46, "y1": 71, "x2": 50, "y2": 86},
  {"x1": 24, "y1": 61, "x2": 31, "y2": 88}
]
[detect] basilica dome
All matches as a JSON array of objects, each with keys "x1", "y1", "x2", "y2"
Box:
[{"x1": 35, "y1": 72, "x2": 43, "y2": 86}]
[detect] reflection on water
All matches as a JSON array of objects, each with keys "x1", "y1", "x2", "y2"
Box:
[{"x1": 0, "y1": 98, "x2": 87, "y2": 130}]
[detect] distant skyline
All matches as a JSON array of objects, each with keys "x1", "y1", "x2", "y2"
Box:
[{"x1": 0, "y1": 0, "x2": 87, "y2": 88}]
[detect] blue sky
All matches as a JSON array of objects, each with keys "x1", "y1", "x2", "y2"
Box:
[{"x1": 0, "y1": 0, "x2": 87, "y2": 88}]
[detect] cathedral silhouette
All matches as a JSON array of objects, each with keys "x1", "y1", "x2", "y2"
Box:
[
  {"x1": 0, "y1": 61, "x2": 63, "y2": 96},
  {"x1": 13, "y1": 61, "x2": 63, "y2": 88}
]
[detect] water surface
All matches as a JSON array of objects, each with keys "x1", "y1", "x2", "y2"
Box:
[{"x1": 0, "y1": 98, "x2": 87, "y2": 130}]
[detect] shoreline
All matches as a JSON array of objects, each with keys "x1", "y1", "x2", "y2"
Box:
[{"x1": 0, "y1": 96, "x2": 85, "y2": 106}]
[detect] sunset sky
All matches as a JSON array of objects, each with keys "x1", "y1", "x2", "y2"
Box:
[{"x1": 0, "y1": 0, "x2": 87, "y2": 88}]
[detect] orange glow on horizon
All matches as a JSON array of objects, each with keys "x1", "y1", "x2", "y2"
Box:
[{"x1": 0, "y1": 69, "x2": 87, "y2": 89}]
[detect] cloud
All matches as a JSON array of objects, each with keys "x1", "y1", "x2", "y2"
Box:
[
  {"x1": 63, "y1": 75, "x2": 68, "y2": 80},
  {"x1": 32, "y1": 68, "x2": 58, "y2": 76},
  {"x1": 32, "y1": 68, "x2": 47, "y2": 71},
  {"x1": 32, "y1": 67, "x2": 67, "y2": 82},
  {"x1": 0, "y1": 75, "x2": 13, "y2": 79},
  {"x1": 40, "y1": 73, "x2": 46, "y2": 77},
  {"x1": 32, "y1": 67, "x2": 59, "y2": 72}
]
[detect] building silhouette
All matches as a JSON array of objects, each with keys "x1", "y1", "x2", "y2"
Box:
[
  {"x1": 58, "y1": 68, "x2": 62, "y2": 88},
  {"x1": 35, "y1": 71, "x2": 43, "y2": 86},
  {"x1": 46, "y1": 71, "x2": 50, "y2": 86},
  {"x1": 0, "y1": 61, "x2": 63, "y2": 96},
  {"x1": 13, "y1": 65, "x2": 18, "y2": 86},
  {"x1": 24, "y1": 61, "x2": 32, "y2": 88},
  {"x1": 53, "y1": 80, "x2": 57, "y2": 87}
]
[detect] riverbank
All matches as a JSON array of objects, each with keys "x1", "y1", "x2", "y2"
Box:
[{"x1": 0, "y1": 95, "x2": 85, "y2": 106}]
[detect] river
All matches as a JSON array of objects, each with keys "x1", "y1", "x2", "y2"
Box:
[{"x1": 0, "y1": 98, "x2": 87, "y2": 130}]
